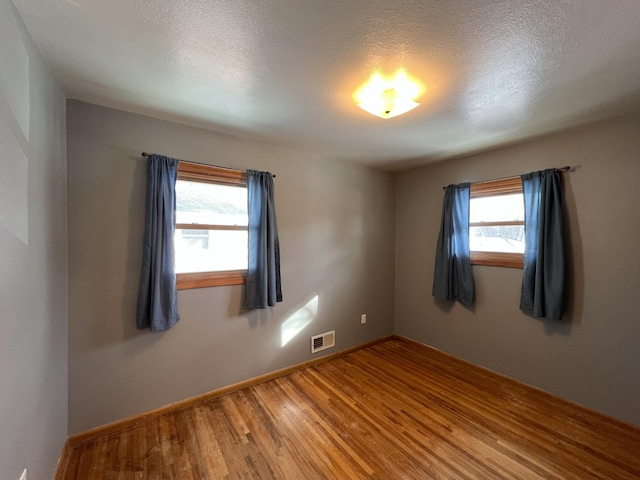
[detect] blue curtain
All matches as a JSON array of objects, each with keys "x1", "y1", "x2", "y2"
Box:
[
  {"x1": 243, "y1": 170, "x2": 282, "y2": 309},
  {"x1": 520, "y1": 169, "x2": 565, "y2": 320},
  {"x1": 136, "y1": 154, "x2": 180, "y2": 331},
  {"x1": 432, "y1": 183, "x2": 474, "y2": 305}
]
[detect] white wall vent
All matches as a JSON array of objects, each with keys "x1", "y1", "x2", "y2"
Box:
[{"x1": 311, "y1": 330, "x2": 335, "y2": 354}]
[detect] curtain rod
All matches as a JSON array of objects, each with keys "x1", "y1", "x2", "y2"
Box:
[
  {"x1": 442, "y1": 165, "x2": 571, "y2": 190},
  {"x1": 141, "y1": 152, "x2": 276, "y2": 178}
]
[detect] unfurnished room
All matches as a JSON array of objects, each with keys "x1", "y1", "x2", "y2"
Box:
[{"x1": 1, "y1": 0, "x2": 640, "y2": 479}]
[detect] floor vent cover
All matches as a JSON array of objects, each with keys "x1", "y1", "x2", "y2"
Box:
[{"x1": 311, "y1": 330, "x2": 335, "y2": 354}]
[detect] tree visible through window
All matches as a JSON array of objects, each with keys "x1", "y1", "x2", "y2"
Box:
[
  {"x1": 469, "y1": 177, "x2": 524, "y2": 268},
  {"x1": 175, "y1": 162, "x2": 248, "y2": 289}
]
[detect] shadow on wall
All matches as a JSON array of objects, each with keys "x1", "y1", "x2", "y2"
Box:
[
  {"x1": 557, "y1": 168, "x2": 584, "y2": 328},
  {"x1": 434, "y1": 297, "x2": 476, "y2": 315},
  {"x1": 0, "y1": 2, "x2": 30, "y2": 246},
  {"x1": 533, "y1": 167, "x2": 584, "y2": 337},
  {"x1": 121, "y1": 154, "x2": 150, "y2": 343}
]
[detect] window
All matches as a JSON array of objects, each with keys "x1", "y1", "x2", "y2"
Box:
[
  {"x1": 469, "y1": 177, "x2": 524, "y2": 268},
  {"x1": 175, "y1": 162, "x2": 248, "y2": 289}
]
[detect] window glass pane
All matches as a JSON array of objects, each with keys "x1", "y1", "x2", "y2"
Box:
[
  {"x1": 175, "y1": 229, "x2": 248, "y2": 273},
  {"x1": 470, "y1": 226, "x2": 525, "y2": 253},
  {"x1": 469, "y1": 193, "x2": 524, "y2": 223},
  {"x1": 176, "y1": 180, "x2": 247, "y2": 226}
]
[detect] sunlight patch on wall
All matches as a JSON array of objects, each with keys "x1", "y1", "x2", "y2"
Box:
[
  {"x1": 0, "y1": 112, "x2": 29, "y2": 245},
  {"x1": 0, "y1": 0, "x2": 31, "y2": 141},
  {"x1": 281, "y1": 295, "x2": 319, "y2": 347}
]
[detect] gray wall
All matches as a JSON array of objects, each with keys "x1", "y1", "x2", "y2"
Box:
[
  {"x1": 396, "y1": 113, "x2": 640, "y2": 425},
  {"x1": 0, "y1": 1, "x2": 68, "y2": 479},
  {"x1": 66, "y1": 101, "x2": 396, "y2": 433}
]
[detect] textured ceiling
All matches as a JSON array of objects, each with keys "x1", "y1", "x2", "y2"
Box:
[{"x1": 14, "y1": 0, "x2": 640, "y2": 170}]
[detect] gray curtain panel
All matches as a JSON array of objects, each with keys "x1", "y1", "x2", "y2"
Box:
[
  {"x1": 520, "y1": 169, "x2": 565, "y2": 320},
  {"x1": 243, "y1": 169, "x2": 282, "y2": 309},
  {"x1": 432, "y1": 183, "x2": 474, "y2": 305},
  {"x1": 136, "y1": 154, "x2": 180, "y2": 331}
]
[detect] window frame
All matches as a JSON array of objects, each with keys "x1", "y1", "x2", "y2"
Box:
[
  {"x1": 469, "y1": 176, "x2": 524, "y2": 269},
  {"x1": 175, "y1": 162, "x2": 248, "y2": 289}
]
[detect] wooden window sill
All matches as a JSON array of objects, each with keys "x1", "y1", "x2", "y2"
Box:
[
  {"x1": 177, "y1": 270, "x2": 247, "y2": 289},
  {"x1": 470, "y1": 251, "x2": 524, "y2": 269}
]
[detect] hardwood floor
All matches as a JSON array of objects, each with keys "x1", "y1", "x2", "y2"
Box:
[{"x1": 58, "y1": 338, "x2": 640, "y2": 479}]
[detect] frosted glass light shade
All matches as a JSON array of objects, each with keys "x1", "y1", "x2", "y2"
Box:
[{"x1": 355, "y1": 70, "x2": 422, "y2": 119}]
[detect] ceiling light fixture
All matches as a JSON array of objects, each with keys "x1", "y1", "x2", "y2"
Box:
[{"x1": 355, "y1": 70, "x2": 422, "y2": 119}]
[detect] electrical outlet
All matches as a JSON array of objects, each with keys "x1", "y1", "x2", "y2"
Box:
[
  {"x1": 19, "y1": 469, "x2": 27, "y2": 480},
  {"x1": 361, "y1": 314, "x2": 367, "y2": 324}
]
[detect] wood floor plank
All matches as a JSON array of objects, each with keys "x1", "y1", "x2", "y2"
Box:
[
  {"x1": 158, "y1": 414, "x2": 184, "y2": 479},
  {"x1": 306, "y1": 358, "x2": 502, "y2": 478},
  {"x1": 58, "y1": 338, "x2": 640, "y2": 479},
  {"x1": 337, "y1": 350, "x2": 560, "y2": 478},
  {"x1": 191, "y1": 405, "x2": 230, "y2": 478},
  {"x1": 289, "y1": 369, "x2": 446, "y2": 479},
  {"x1": 74, "y1": 440, "x2": 96, "y2": 479},
  {"x1": 102, "y1": 434, "x2": 121, "y2": 479},
  {"x1": 271, "y1": 377, "x2": 371, "y2": 475},
  {"x1": 237, "y1": 387, "x2": 327, "y2": 480}
]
